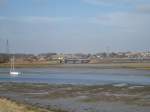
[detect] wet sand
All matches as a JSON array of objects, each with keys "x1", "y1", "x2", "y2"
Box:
[{"x1": 0, "y1": 82, "x2": 150, "y2": 112}]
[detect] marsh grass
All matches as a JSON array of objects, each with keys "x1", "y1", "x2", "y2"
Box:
[
  {"x1": 1, "y1": 63, "x2": 150, "y2": 69},
  {"x1": 0, "y1": 98, "x2": 51, "y2": 112}
]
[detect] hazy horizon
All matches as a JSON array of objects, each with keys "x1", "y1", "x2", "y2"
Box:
[{"x1": 0, "y1": 0, "x2": 150, "y2": 53}]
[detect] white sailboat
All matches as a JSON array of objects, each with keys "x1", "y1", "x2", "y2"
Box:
[{"x1": 10, "y1": 56, "x2": 20, "y2": 77}]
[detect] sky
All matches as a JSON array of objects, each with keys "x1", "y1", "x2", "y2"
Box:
[{"x1": 0, "y1": 0, "x2": 150, "y2": 54}]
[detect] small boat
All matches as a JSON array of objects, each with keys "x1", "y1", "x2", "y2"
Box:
[{"x1": 10, "y1": 56, "x2": 20, "y2": 77}]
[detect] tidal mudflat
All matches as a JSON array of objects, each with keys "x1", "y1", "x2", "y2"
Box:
[{"x1": 0, "y1": 82, "x2": 150, "y2": 112}]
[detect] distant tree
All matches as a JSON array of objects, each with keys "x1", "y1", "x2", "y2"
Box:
[
  {"x1": 101, "y1": 52, "x2": 107, "y2": 58},
  {"x1": 0, "y1": 54, "x2": 9, "y2": 63},
  {"x1": 109, "y1": 52, "x2": 118, "y2": 58}
]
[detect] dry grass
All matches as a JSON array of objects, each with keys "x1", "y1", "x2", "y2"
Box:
[
  {"x1": 0, "y1": 62, "x2": 150, "y2": 70},
  {"x1": 0, "y1": 98, "x2": 51, "y2": 112}
]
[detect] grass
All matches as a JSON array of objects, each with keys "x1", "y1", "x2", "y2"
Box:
[
  {"x1": 0, "y1": 98, "x2": 52, "y2": 112},
  {"x1": 0, "y1": 63, "x2": 61, "y2": 68},
  {"x1": 0, "y1": 62, "x2": 150, "y2": 70}
]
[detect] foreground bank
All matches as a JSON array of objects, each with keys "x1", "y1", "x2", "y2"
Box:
[
  {"x1": 0, "y1": 82, "x2": 150, "y2": 112},
  {"x1": 0, "y1": 98, "x2": 52, "y2": 112}
]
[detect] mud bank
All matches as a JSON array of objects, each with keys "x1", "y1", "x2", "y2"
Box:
[{"x1": 0, "y1": 82, "x2": 150, "y2": 112}]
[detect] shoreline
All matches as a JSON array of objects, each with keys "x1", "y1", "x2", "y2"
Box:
[{"x1": 0, "y1": 63, "x2": 150, "y2": 70}]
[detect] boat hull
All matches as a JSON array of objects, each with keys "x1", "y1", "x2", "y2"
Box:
[{"x1": 10, "y1": 71, "x2": 20, "y2": 77}]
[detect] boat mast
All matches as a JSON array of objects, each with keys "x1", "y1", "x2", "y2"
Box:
[
  {"x1": 10, "y1": 57, "x2": 13, "y2": 71},
  {"x1": 12, "y1": 56, "x2": 15, "y2": 71},
  {"x1": 10, "y1": 56, "x2": 15, "y2": 71}
]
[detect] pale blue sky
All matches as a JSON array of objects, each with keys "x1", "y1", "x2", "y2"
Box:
[{"x1": 0, "y1": 0, "x2": 150, "y2": 54}]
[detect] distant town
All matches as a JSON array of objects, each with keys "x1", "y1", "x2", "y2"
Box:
[{"x1": 1, "y1": 51, "x2": 150, "y2": 64}]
